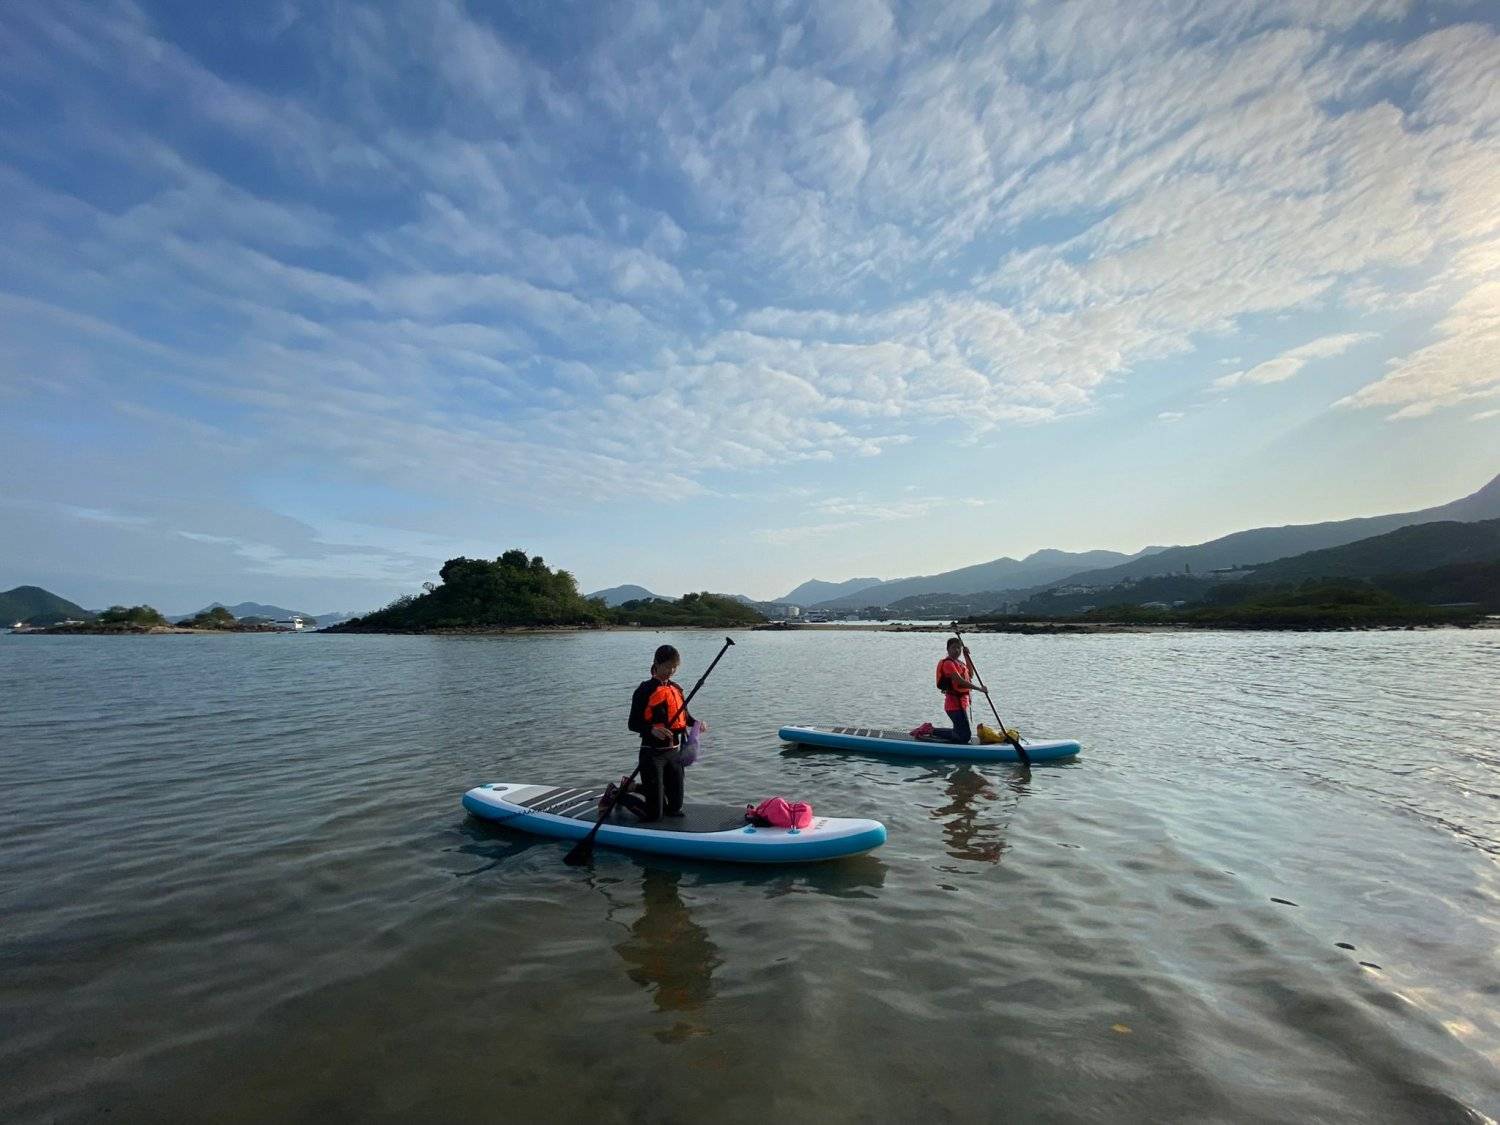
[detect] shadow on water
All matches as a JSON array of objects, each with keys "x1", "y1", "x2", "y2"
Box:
[
  {"x1": 605, "y1": 866, "x2": 721, "y2": 1043},
  {"x1": 450, "y1": 816, "x2": 547, "y2": 875},
  {"x1": 591, "y1": 852, "x2": 888, "y2": 1044},
  {"x1": 929, "y1": 764, "x2": 1028, "y2": 864}
]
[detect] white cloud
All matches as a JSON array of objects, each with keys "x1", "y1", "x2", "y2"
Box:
[
  {"x1": 1157, "y1": 411, "x2": 1185, "y2": 422},
  {"x1": 1336, "y1": 278, "x2": 1500, "y2": 419},
  {"x1": 1215, "y1": 333, "x2": 1376, "y2": 390}
]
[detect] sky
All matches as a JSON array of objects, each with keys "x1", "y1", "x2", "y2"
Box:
[{"x1": 1, "y1": 1, "x2": 1497, "y2": 614}]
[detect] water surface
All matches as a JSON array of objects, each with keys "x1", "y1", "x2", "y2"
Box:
[{"x1": 2, "y1": 629, "x2": 1497, "y2": 1121}]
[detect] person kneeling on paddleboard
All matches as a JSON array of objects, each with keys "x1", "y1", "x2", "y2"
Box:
[
  {"x1": 626, "y1": 644, "x2": 707, "y2": 821},
  {"x1": 912, "y1": 638, "x2": 986, "y2": 744}
]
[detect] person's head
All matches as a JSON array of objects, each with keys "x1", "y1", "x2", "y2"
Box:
[
  {"x1": 946, "y1": 637, "x2": 962, "y2": 657},
  {"x1": 652, "y1": 643, "x2": 681, "y2": 678}
]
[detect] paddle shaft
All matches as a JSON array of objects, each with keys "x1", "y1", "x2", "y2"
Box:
[
  {"x1": 564, "y1": 636, "x2": 736, "y2": 865},
  {"x1": 952, "y1": 623, "x2": 1031, "y2": 768}
]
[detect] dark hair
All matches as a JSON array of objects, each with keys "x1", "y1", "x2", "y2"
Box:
[
  {"x1": 653, "y1": 644, "x2": 680, "y2": 665},
  {"x1": 946, "y1": 637, "x2": 962, "y2": 651}
]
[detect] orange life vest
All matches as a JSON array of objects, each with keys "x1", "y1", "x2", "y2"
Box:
[{"x1": 642, "y1": 679, "x2": 688, "y2": 732}]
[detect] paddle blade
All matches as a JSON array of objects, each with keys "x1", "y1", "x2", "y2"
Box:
[{"x1": 563, "y1": 836, "x2": 594, "y2": 866}]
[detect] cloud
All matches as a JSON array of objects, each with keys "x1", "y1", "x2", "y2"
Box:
[
  {"x1": 1157, "y1": 411, "x2": 1185, "y2": 423},
  {"x1": 1336, "y1": 278, "x2": 1500, "y2": 419},
  {"x1": 755, "y1": 492, "x2": 988, "y2": 544},
  {"x1": 1215, "y1": 333, "x2": 1376, "y2": 390},
  {"x1": 1, "y1": 0, "x2": 1497, "y2": 568}
]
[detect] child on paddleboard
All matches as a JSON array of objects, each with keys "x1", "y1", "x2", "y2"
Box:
[
  {"x1": 912, "y1": 637, "x2": 985, "y2": 743},
  {"x1": 626, "y1": 644, "x2": 707, "y2": 821}
]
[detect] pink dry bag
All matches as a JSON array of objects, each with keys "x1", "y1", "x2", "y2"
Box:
[{"x1": 746, "y1": 797, "x2": 813, "y2": 829}]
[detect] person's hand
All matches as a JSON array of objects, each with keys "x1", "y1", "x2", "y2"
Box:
[
  {"x1": 962, "y1": 645, "x2": 970, "y2": 657},
  {"x1": 698, "y1": 720, "x2": 709, "y2": 734},
  {"x1": 651, "y1": 724, "x2": 672, "y2": 742}
]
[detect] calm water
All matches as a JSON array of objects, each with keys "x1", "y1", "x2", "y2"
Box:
[{"x1": 2, "y1": 629, "x2": 1497, "y2": 1122}]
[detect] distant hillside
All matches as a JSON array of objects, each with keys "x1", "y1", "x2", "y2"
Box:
[
  {"x1": 171, "y1": 601, "x2": 315, "y2": 624},
  {"x1": 1377, "y1": 559, "x2": 1500, "y2": 612},
  {"x1": 586, "y1": 584, "x2": 671, "y2": 607},
  {"x1": 1246, "y1": 519, "x2": 1500, "y2": 584},
  {"x1": 810, "y1": 548, "x2": 1145, "y2": 609},
  {"x1": 1007, "y1": 520, "x2": 1500, "y2": 618},
  {"x1": 1043, "y1": 472, "x2": 1500, "y2": 590},
  {"x1": 778, "y1": 576, "x2": 883, "y2": 605},
  {"x1": 1, "y1": 585, "x2": 95, "y2": 625}
]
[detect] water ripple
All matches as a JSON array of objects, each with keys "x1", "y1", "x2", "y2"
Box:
[{"x1": 1, "y1": 630, "x2": 1497, "y2": 1121}]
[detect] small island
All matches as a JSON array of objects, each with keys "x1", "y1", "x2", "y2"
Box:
[
  {"x1": 32, "y1": 604, "x2": 303, "y2": 635},
  {"x1": 326, "y1": 550, "x2": 765, "y2": 633}
]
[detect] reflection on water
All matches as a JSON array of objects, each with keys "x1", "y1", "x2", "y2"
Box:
[
  {"x1": 931, "y1": 766, "x2": 1027, "y2": 864},
  {"x1": 613, "y1": 867, "x2": 721, "y2": 1043}
]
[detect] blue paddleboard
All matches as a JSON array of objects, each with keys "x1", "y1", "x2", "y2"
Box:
[
  {"x1": 779, "y1": 724, "x2": 1080, "y2": 763},
  {"x1": 463, "y1": 782, "x2": 887, "y2": 863}
]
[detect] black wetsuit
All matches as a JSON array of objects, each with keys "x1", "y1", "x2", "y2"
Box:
[{"x1": 627, "y1": 677, "x2": 694, "y2": 820}]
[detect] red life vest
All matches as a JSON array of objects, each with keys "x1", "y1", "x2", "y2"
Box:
[
  {"x1": 937, "y1": 656, "x2": 971, "y2": 710},
  {"x1": 936, "y1": 657, "x2": 969, "y2": 694}
]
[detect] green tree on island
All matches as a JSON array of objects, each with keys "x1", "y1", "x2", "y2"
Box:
[
  {"x1": 350, "y1": 551, "x2": 609, "y2": 629},
  {"x1": 97, "y1": 605, "x2": 168, "y2": 626},
  {"x1": 611, "y1": 592, "x2": 763, "y2": 627}
]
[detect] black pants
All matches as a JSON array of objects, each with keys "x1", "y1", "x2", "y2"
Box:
[
  {"x1": 636, "y1": 745, "x2": 684, "y2": 820},
  {"x1": 933, "y1": 708, "x2": 972, "y2": 744}
]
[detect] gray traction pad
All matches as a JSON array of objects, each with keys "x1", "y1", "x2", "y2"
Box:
[
  {"x1": 516, "y1": 785, "x2": 746, "y2": 834},
  {"x1": 829, "y1": 726, "x2": 917, "y2": 741}
]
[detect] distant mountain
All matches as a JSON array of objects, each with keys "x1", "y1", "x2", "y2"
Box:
[
  {"x1": 809, "y1": 548, "x2": 1146, "y2": 609},
  {"x1": 171, "y1": 601, "x2": 316, "y2": 624},
  {"x1": 778, "y1": 576, "x2": 883, "y2": 605},
  {"x1": 1, "y1": 585, "x2": 95, "y2": 626},
  {"x1": 586, "y1": 584, "x2": 671, "y2": 607},
  {"x1": 1042, "y1": 472, "x2": 1500, "y2": 590},
  {"x1": 1246, "y1": 519, "x2": 1500, "y2": 584},
  {"x1": 1005, "y1": 518, "x2": 1500, "y2": 617}
]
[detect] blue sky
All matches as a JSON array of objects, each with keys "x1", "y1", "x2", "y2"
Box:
[{"x1": 1, "y1": 1, "x2": 1497, "y2": 614}]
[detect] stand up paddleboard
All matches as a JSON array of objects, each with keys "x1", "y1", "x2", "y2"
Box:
[
  {"x1": 779, "y1": 725, "x2": 1081, "y2": 763},
  {"x1": 462, "y1": 782, "x2": 887, "y2": 863}
]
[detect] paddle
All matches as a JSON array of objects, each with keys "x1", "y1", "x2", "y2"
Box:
[
  {"x1": 564, "y1": 636, "x2": 736, "y2": 866},
  {"x1": 952, "y1": 622, "x2": 1031, "y2": 769}
]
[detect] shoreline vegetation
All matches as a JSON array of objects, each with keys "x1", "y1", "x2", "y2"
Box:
[
  {"x1": 327, "y1": 558, "x2": 1488, "y2": 635},
  {"x1": 325, "y1": 551, "x2": 765, "y2": 633},
  {"x1": 12, "y1": 551, "x2": 1493, "y2": 640}
]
